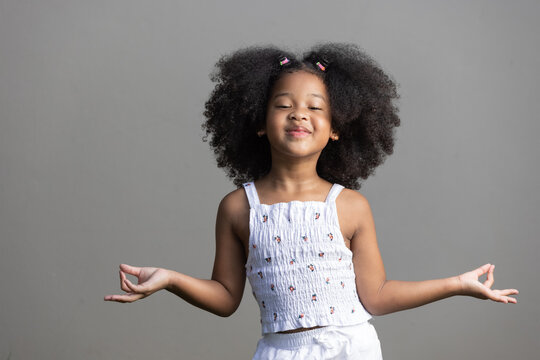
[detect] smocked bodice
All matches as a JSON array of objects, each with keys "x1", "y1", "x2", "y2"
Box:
[{"x1": 243, "y1": 182, "x2": 371, "y2": 334}]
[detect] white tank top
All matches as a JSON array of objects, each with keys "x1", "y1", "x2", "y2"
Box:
[{"x1": 243, "y1": 182, "x2": 372, "y2": 334}]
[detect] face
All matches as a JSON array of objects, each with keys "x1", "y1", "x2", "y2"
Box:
[{"x1": 262, "y1": 71, "x2": 337, "y2": 159}]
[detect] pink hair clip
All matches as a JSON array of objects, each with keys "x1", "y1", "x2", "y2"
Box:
[
  {"x1": 279, "y1": 56, "x2": 290, "y2": 66},
  {"x1": 315, "y1": 61, "x2": 326, "y2": 71}
]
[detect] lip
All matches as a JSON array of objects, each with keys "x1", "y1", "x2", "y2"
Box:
[{"x1": 286, "y1": 127, "x2": 311, "y2": 138}]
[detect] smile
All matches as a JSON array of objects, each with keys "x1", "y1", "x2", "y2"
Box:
[
  {"x1": 286, "y1": 130, "x2": 311, "y2": 138},
  {"x1": 286, "y1": 127, "x2": 312, "y2": 138}
]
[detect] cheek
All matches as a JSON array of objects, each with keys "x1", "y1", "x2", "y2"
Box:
[
  {"x1": 315, "y1": 118, "x2": 332, "y2": 134},
  {"x1": 264, "y1": 119, "x2": 280, "y2": 134},
  {"x1": 263, "y1": 123, "x2": 283, "y2": 144},
  {"x1": 265, "y1": 113, "x2": 285, "y2": 132}
]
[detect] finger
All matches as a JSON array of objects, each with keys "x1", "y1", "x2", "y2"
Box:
[
  {"x1": 486, "y1": 291, "x2": 507, "y2": 303},
  {"x1": 503, "y1": 296, "x2": 518, "y2": 304},
  {"x1": 473, "y1": 263, "x2": 492, "y2": 277},
  {"x1": 119, "y1": 270, "x2": 130, "y2": 292},
  {"x1": 495, "y1": 288, "x2": 520, "y2": 297},
  {"x1": 483, "y1": 264, "x2": 495, "y2": 288},
  {"x1": 119, "y1": 263, "x2": 141, "y2": 277},
  {"x1": 124, "y1": 277, "x2": 148, "y2": 294},
  {"x1": 104, "y1": 293, "x2": 145, "y2": 303},
  {"x1": 494, "y1": 289, "x2": 519, "y2": 304},
  {"x1": 506, "y1": 296, "x2": 517, "y2": 304},
  {"x1": 488, "y1": 289, "x2": 519, "y2": 304}
]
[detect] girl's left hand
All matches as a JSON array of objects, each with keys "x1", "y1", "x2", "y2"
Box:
[{"x1": 457, "y1": 263, "x2": 518, "y2": 303}]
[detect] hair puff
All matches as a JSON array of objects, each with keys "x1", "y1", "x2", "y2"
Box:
[{"x1": 202, "y1": 43, "x2": 400, "y2": 189}]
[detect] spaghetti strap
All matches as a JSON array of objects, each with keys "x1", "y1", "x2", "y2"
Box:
[
  {"x1": 242, "y1": 182, "x2": 260, "y2": 208},
  {"x1": 325, "y1": 184, "x2": 345, "y2": 204}
]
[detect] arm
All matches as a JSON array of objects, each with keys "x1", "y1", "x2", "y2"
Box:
[
  {"x1": 341, "y1": 191, "x2": 518, "y2": 316},
  {"x1": 166, "y1": 192, "x2": 247, "y2": 316},
  {"x1": 104, "y1": 191, "x2": 247, "y2": 317}
]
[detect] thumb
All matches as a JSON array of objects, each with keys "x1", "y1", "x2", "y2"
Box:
[{"x1": 124, "y1": 277, "x2": 148, "y2": 293}]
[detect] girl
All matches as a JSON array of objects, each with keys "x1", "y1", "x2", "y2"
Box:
[{"x1": 104, "y1": 43, "x2": 518, "y2": 359}]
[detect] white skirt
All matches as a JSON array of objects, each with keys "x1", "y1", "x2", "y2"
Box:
[{"x1": 252, "y1": 321, "x2": 382, "y2": 360}]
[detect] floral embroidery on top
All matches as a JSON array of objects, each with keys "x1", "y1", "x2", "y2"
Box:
[{"x1": 242, "y1": 182, "x2": 371, "y2": 333}]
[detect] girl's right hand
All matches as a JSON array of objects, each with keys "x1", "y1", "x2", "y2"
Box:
[{"x1": 104, "y1": 264, "x2": 170, "y2": 303}]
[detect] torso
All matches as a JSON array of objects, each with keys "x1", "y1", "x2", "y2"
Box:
[
  {"x1": 232, "y1": 181, "x2": 356, "y2": 259},
  {"x1": 229, "y1": 180, "x2": 358, "y2": 333}
]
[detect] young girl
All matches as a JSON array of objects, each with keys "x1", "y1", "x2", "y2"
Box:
[{"x1": 104, "y1": 43, "x2": 518, "y2": 359}]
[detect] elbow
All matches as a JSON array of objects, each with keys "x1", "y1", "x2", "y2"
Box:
[
  {"x1": 360, "y1": 282, "x2": 390, "y2": 316},
  {"x1": 213, "y1": 301, "x2": 240, "y2": 318},
  {"x1": 215, "y1": 306, "x2": 236, "y2": 317},
  {"x1": 362, "y1": 301, "x2": 385, "y2": 316},
  {"x1": 215, "y1": 310, "x2": 234, "y2": 318},
  {"x1": 364, "y1": 305, "x2": 388, "y2": 317}
]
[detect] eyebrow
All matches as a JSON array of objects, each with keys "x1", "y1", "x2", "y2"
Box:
[{"x1": 272, "y1": 92, "x2": 326, "y2": 102}]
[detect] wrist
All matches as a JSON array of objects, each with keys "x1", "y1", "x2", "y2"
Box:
[
  {"x1": 449, "y1": 275, "x2": 463, "y2": 296},
  {"x1": 164, "y1": 268, "x2": 174, "y2": 291}
]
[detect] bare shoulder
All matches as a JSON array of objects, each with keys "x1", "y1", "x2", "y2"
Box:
[
  {"x1": 218, "y1": 187, "x2": 250, "y2": 220},
  {"x1": 337, "y1": 188, "x2": 372, "y2": 215},
  {"x1": 335, "y1": 188, "x2": 374, "y2": 240},
  {"x1": 217, "y1": 187, "x2": 250, "y2": 243}
]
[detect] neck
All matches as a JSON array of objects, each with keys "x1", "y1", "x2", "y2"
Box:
[{"x1": 263, "y1": 152, "x2": 327, "y2": 193}]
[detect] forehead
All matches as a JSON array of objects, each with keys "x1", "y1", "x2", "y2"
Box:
[{"x1": 271, "y1": 70, "x2": 327, "y2": 96}]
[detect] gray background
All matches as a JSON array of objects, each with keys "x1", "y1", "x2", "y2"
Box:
[{"x1": 1, "y1": 0, "x2": 538, "y2": 359}]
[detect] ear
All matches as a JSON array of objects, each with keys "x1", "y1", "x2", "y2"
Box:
[{"x1": 257, "y1": 129, "x2": 266, "y2": 137}]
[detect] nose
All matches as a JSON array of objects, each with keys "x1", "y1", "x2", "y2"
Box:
[{"x1": 288, "y1": 109, "x2": 308, "y2": 121}]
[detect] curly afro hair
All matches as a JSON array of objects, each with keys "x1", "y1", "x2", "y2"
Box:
[{"x1": 202, "y1": 43, "x2": 400, "y2": 189}]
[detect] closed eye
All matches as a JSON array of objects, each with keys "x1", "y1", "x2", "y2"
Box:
[{"x1": 275, "y1": 105, "x2": 322, "y2": 110}]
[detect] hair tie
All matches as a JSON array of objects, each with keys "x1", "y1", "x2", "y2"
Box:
[
  {"x1": 315, "y1": 58, "x2": 329, "y2": 72},
  {"x1": 279, "y1": 56, "x2": 290, "y2": 66}
]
